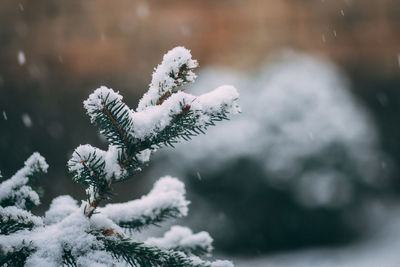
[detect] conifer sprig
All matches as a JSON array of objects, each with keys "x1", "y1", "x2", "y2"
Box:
[
  {"x1": 0, "y1": 47, "x2": 237, "y2": 266},
  {"x1": 0, "y1": 207, "x2": 42, "y2": 235},
  {"x1": 0, "y1": 152, "x2": 48, "y2": 210},
  {"x1": 84, "y1": 86, "x2": 134, "y2": 149}
]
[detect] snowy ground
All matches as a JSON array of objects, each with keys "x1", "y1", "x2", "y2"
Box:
[{"x1": 234, "y1": 202, "x2": 400, "y2": 267}]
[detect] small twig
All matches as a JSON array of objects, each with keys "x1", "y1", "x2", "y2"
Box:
[
  {"x1": 174, "y1": 104, "x2": 191, "y2": 122},
  {"x1": 156, "y1": 91, "x2": 171, "y2": 105},
  {"x1": 102, "y1": 102, "x2": 130, "y2": 146},
  {"x1": 85, "y1": 103, "x2": 132, "y2": 217},
  {"x1": 155, "y1": 64, "x2": 191, "y2": 106},
  {"x1": 81, "y1": 160, "x2": 99, "y2": 183}
]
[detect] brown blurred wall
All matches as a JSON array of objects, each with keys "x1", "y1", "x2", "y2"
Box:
[{"x1": 1, "y1": 0, "x2": 399, "y2": 87}]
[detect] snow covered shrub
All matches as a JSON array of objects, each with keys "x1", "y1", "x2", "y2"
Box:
[
  {"x1": 0, "y1": 47, "x2": 239, "y2": 266},
  {"x1": 152, "y1": 52, "x2": 390, "y2": 253}
]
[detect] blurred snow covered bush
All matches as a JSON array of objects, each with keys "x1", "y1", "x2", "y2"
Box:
[{"x1": 151, "y1": 52, "x2": 391, "y2": 253}]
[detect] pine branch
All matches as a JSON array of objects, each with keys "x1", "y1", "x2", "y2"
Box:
[
  {"x1": 137, "y1": 47, "x2": 198, "y2": 111},
  {"x1": 44, "y1": 195, "x2": 79, "y2": 225},
  {"x1": 62, "y1": 248, "x2": 77, "y2": 267},
  {"x1": 0, "y1": 192, "x2": 38, "y2": 211},
  {"x1": 68, "y1": 145, "x2": 119, "y2": 217},
  {"x1": 68, "y1": 145, "x2": 107, "y2": 186},
  {"x1": 0, "y1": 244, "x2": 34, "y2": 267},
  {"x1": 84, "y1": 86, "x2": 134, "y2": 149},
  {"x1": 0, "y1": 46, "x2": 237, "y2": 267},
  {"x1": 99, "y1": 176, "x2": 189, "y2": 232},
  {"x1": 141, "y1": 108, "x2": 230, "y2": 151},
  {"x1": 118, "y1": 207, "x2": 182, "y2": 231},
  {"x1": 0, "y1": 219, "x2": 35, "y2": 235},
  {"x1": 65, "y1": 47, "x2": 238, "y2": 266},
  {"x1": 0, "y1": 206, "x2": 42, "y2": 234},
  {"x1": 98, "y1": 235, "x2": 203, "y2": 267},
  {"x1": 146, "y1": 226, "x2": 213, "y2": 257},
  {"x1": 0, "y1": 152, "x2": 48, "y2": 210},
  {"x1": 174, "y1": 245, "x2": 210, "y2": 257},
  {"x1": 76, "y1": 87, "x2": 238, "y2": 218}
]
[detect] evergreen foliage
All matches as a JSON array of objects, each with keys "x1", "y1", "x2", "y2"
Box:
[{"x1": 0, "y1": 47, "x2": 239, "y2": 266}]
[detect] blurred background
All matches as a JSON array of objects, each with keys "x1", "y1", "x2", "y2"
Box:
[{"x1": 1, "y1": 0, "x2": 400, "y2": 265}]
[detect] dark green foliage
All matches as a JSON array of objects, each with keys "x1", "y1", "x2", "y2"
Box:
[
  {"x1": 171, "y1": 244, "x2": 210, "y2": 257},
  {"x1": 0, "y1": 244, "x2": 34, "y2": 267},
  {"x1": 0, "y1": 197, "x2": 37, "y2": 211},
  {"x1": 99, "y1": 235, "x2": 203, "y2": 267},
  {"x1": 136, "y1": 109, "x2": 230, "y2": 151},
  {"x1": 115, "y1": 149, "x2": 142, "y2": 180},
  {"x1": 168, "y1": 64, "x2": 194, "y2": 91},
  {"x1": 61, "y1": 49, "x2": 236, "y2": 266},
  {"x1": 0, "y1": 214, "x2": 36, "y2": 235},
  {"x1": 68, "y1": 149, "x2": 107, "y2": 186},
  {"x1": 25, "y1": 162, "x2": 48, "y2": 183},
  {"x1": 118, "y1": 207, "x2": 182, "y2": 231},
  {"x1": 0, "y1": 153, "x2": 48, "y2": 211},
  {"x1": 86, "y1": 93, "x2": 134, "y2": 149},
  {"x1": 62, "y1": 247, "x2": 77, "y2": 267}
]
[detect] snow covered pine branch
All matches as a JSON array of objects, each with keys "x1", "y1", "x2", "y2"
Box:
[{"x1": 0, "y1": 47, "x2": 240, "y2": 266}]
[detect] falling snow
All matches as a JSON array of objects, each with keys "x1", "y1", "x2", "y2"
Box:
[
  {"x1": 397, "y1": 54, "x2": 400, "y2": 67},
  {"x1": 137, "y1": 2, "x2": 149, "y2": 18},
  {"x1": 17, "y1": 51, "x2": 26, "y2": 65},
  {"x1": 22, "y1": 113, "x2": 32, "y2": 128}
]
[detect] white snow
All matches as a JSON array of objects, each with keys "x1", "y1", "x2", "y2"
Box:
[
  {"x1": 136, "y1": 148, "x2": 152, "y2": 164},
  {"x1": 0, "y1": 206, "x2": 43, "y2": 227},
  {"x1": 68, "y1": 144, "x2": 130, "y2": 182},
  {"x1": 146, "y1": 225, "x2": 213, "y2": 253},
  {"x1": 0, "y1": 152, "x2": 48, "y2": 209},
  {"x1": 84, "y1": 86, "x2": 125, "y2": 124},
  {"x1": 99, "y1": 176, "x2": 189, "y2": 226},
  {"x1": 68, "y1": 144, "x2": 106, "y2": 177},
  {"x1": 0, "y1": 204, "x2": 125, "y2": 266},
  {"x1": 44, "y1": 195, "x2": 79, "y2": 225},
  {"x1": 191, "y1": 85, "x2": 240, "y2": 115},
  {"x1": 0, "y1": 46, "x2": 241, "y2": 266},
  {"x1": 137, "y1": 46, "x2": 198, "y2": 111},
  {"x1": 103, "y1": 145, "x2": 126, "y2": 180},
  {"x1": 83, "y1": 85, "x2": 239, "y2": 144},
  {"x1": 75, "y1": 250, "x2": 116, "y2": 267},
  {"x1": 68, "y1": 145, "x2": 131, "y2": 183},
  {"x1": 211, "y1": 260, "x2": 234, "y2": 267},
  {"x1": 131, "y1": 92, "x2": 191, "y2": 140},
  {"x1": 0, "y1": 175, "x2": 228, "y2": 266},
  {"x1": 132, "y1": 87, "x2": 239, "y2": 141},
  {"x1": 189, "y1": 256, "x2": 234, "y2": 267}
]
